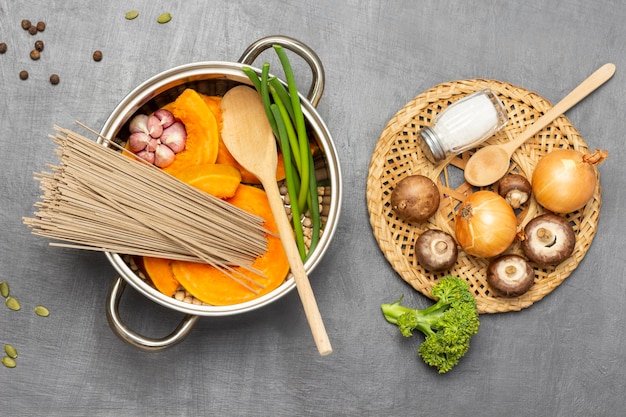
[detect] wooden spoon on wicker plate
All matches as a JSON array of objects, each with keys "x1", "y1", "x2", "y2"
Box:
[
  {"x1": 464, "y1": 63, "x2": 615, "y2": 187},
  {"x1": 221, "y1": 85, "x2": 332, "y2": 356}
]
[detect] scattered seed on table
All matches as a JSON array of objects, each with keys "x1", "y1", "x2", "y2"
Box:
[
  {"x1": 19, "y1": 70, "x2": 29, "y2": 80},
  {"x1": 49, "y1": 74, "x2": 60, "y2": 85},
  {"x1": 92, "y1": 50, "x2": 102, "y2": 61},
  {"x1": 125, "y1": 10, "x2": 139, "y2": 20},
  {"x1": 5, "y1": 296, "x2": 21, "y2": 311},
  {"x1": 30, "y1": 49, "x2": 40, "y2": 60},
  {"x1": 0, "y1": 42, "x2": 7, "y2": 54},
  {"x1": 0, "y1": 281, "x2": 8, "y2": 298},
  {"x1": 21, "y1": 19, "x2": 31, "y2": 30},
  {"x1": 35, "y1": 40, "x2": 44, "y2": 51},
  {"x1": 4, "y1": 344, "x2": 17, "y2": 359},
  {"x1": 35, "y1": 305, "x2": 50, "y2": 316},
  {"x1": 28, "y1": 25, "x2": 37, "y2": 35},
  {"x1": 157, "y1": 13, "x2": 172, "y2": 24},
  {"x1": 36, "y1": 21, "x2": 46, "y2": 32},
  {"x1": 1, "y1": 357, "x2": 16, "y2": 368}
]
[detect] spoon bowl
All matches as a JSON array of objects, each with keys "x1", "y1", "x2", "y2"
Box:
[{"x1": 464, "y1": 63, "x2": 615, "y2": 187}]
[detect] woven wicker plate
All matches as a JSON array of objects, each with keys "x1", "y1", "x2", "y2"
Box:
[{"x1": 367, "y1": 79, "x2": 602, "y2": 313}]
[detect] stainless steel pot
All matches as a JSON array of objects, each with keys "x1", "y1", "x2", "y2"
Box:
[{"x1": 98, "y1": 36, "x2": 342, "y2": 351}]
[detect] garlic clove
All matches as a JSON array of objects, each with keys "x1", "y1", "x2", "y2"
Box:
[
  {"x1": 154, "y1": 109, "x2": 176, "y2": 129},
  {"x1": 127, "y1": 132, "x2": 151, "y2": 152},
  {"x1": 145, "y1": 137, "x2": 159, "y2": 152},
  {"x1": 129, "y1": 114, "x2": 150, "y2": 135},
  {"x1": 147, "y1": 115, "x2": 164, "y2": 138},
  {"x1": 135, "y1": 150, "x2": 155, "y2": 164},
  {"x1": 154, "y1": 144, "x2": 176, "y2": 168},
  {"x1": 161, "y1": 122, "x2": 187, "y2": 153}
]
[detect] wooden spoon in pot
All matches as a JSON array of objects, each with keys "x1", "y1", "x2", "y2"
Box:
[
  {"x1": 463, "y1": 63, "x2": 615, "y2": 187},
  {"x1": 221, "y1": 85, "x2": 332, "y2": 356}
]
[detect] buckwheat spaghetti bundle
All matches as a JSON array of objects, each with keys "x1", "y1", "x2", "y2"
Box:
[{"x1": 24, "y1": 126, "x2": 270, "y2": 290}]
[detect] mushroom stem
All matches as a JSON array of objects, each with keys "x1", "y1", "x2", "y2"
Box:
[
  {"x1": 535, "y1": 227, "x2": 556, "y2": 246},
  {"x1": 504, "y1": 265, "x2": 517, "y2": 276},
  {"x1": 507, "y1": 191, "x2": 525, "y2": 208},
  {"x1": 434, "y1": 240, "x2": 449, "y2": 255}
]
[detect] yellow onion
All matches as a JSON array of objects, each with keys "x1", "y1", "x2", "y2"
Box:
[
  {"x1": 455, "y1": 191, "x2": 517, "y2": 258},
  {"x1": 532, "y1": 149, "x2": 607, "y2": 214}
]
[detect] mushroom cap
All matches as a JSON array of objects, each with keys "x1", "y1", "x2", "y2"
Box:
[
  {"x1": 521, "y1": 213, "x2": 576, "y2": 266},
  {"x1": 415, "y1": 229, "x2": 458, "y2": 272},
  {"x1": 487, "y1": 254, "x2": 535, "y2": 297},
  {"x1": 390, "y1": 175, "x2": 440, "y2": 222}
]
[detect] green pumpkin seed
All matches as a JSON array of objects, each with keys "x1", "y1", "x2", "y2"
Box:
[
  {"x1": 5, "y1": 297, "x2": 20, "y2": 311},
  {"x1": 125, "y1": 10, "x2": 139, "y2": 20},
  {"x1": 157, "y1": 13, "x2": 172, "y2": 24},
  {"x1": 34, "y1": 305, "x2": 50, "y2": 317},
  {"x1": 0, "y1": 281, "x2": 8, "y2": 298},
  {"x1": 4, "y1": 344, "x2": 17, "y2": 359},
  {"x1": 2, "y1": 357, "x2": 16, "y2": 368}
]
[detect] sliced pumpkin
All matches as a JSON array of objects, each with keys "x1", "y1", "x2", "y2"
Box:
[
  {"x1": 171, "y1": 184, "x2": 289, "y2": 305},
  {"x1": 200, "y1": 94, "x2": 223, "y2": 126},
  {"x1": 142, "y1": 257, "x2": 179, "y2": 297},
  {"x1": 163, "y1": 88, "x2": 220, "y2": 175},
  {"x1": 216, "y1": 140, "x2": 286, "y2": 184},
  {"x1": 172, "y1": 163, "x2": 241, "y2": 199}
]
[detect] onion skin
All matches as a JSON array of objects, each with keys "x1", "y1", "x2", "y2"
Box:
[
  {"x1": 532, "y1": 149, "x2": 606, "y2": 214},
  {"x1": 455, "y1": 191, "x2": 517, "y2": 258}
]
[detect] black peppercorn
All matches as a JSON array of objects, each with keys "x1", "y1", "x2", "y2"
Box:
[
  {"x1": 28, "y1": 25, "x2": 38, "y2": 35},
  {"x1": 21, "y1": 19, "x2": 31, "y2": 30},
  {"x1": 0, "y1": 42, "x2": 7, "y2": 54},
  {"x1": 36, "y1": 21, "x2": 46, "y2": 32},
  {"x1": 35, "y1": 40, "x2": 44, "y2": 52},
  {"x1": 19, "y1": 70, "x2": 29, "y2": 80},
  {"x1": 93, "y1": 50, "x2": 103, "y2": 61},
  {"x1": 50, "y1": 74, "x2": 60, "y2": 85}
]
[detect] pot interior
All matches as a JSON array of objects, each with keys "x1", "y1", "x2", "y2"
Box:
[{"x1": 99, "y1": 62, "x2": 341, "y2": 316}]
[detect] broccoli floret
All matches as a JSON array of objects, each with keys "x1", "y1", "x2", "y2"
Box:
[{"x1": 381, "y1": 276, "x2": 480, "y2": 374}]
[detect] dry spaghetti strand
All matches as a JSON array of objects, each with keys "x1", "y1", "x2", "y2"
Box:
[{"x1": 23, "y1": 126, "x2": 271, "y2": 291}]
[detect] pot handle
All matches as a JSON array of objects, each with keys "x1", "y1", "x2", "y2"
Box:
[
  {"x1": 238, "y1": 35, "x2": 325, "y2": 107},
  {"x1": 105, "y1": 277, "x2": 199, "y2": 352}
]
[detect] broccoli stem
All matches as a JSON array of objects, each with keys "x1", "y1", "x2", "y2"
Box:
[{"x1": 381, "y1": 298, "x2": 445, "y2": 337}]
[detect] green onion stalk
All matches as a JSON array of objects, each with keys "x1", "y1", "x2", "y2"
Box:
[{"x1": 241, "y1": 46, "x2": 322, "y2": 261}]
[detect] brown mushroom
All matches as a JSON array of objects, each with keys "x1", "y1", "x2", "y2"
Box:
[
  {"x1": 496, "y1": 174, "x2": 532, "y2": 209},
  {"x1": 487, "y1": 254, "x2": 535, "y2": 297},
  {"x1": 520, "y1": 213, "x2": 576, "y2": 266},
  {"x1": 391, "y1": 175, "x2": 440, "y2": 223},
  {"x1": 415, "y1": 229, "x2": 458, "y2": 272}
]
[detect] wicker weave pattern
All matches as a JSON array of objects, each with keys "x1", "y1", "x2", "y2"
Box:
[{"x1": 366, "y1": 79, "x2": 601, "y2": 313}]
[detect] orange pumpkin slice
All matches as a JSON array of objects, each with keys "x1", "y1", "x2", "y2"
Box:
[
  {"x1": 142, "y1": 257, "x2": 179, "y2": 297},
  {"x1": 200, "y1": 94, "x2": 223, "y2": 125},
  {"x1": 172, "y1": 163, "x2": 241, "y2": 199},
  {"x1": 216, "y1": 143, "x2": 286, "y2": 184},
  {"x1": 171, "y1": 184, "x2": 289, "y2": 305},
  {"x1": 163, "y1": 88, "x2": 220, "y2": 175}
]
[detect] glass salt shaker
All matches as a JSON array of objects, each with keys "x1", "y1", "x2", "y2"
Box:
[{"x1": 418, "y1": 89, "x2": 508, "y2": 163}]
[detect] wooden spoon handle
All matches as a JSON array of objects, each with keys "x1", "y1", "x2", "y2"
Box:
[
  {"x1": 262, "y1": 178, "x2": 333, "y2": 356},
  {"x1": 502, "y1": 63, "x2": 615, "y2": 155}
]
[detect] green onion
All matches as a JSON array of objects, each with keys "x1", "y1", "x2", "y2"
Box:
[
  {"x1": 270, "y1": 104, "x2": 306, "y2": 259},
  {"x1": 242, "y1": 45, "x2": 323, "y2": 261},
  {"x1": 305, "y1": 150, "x2": 321, "y2": 258},
  {"x1": 273, "y1": 45, "x2": 310, "y2": 211}
]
